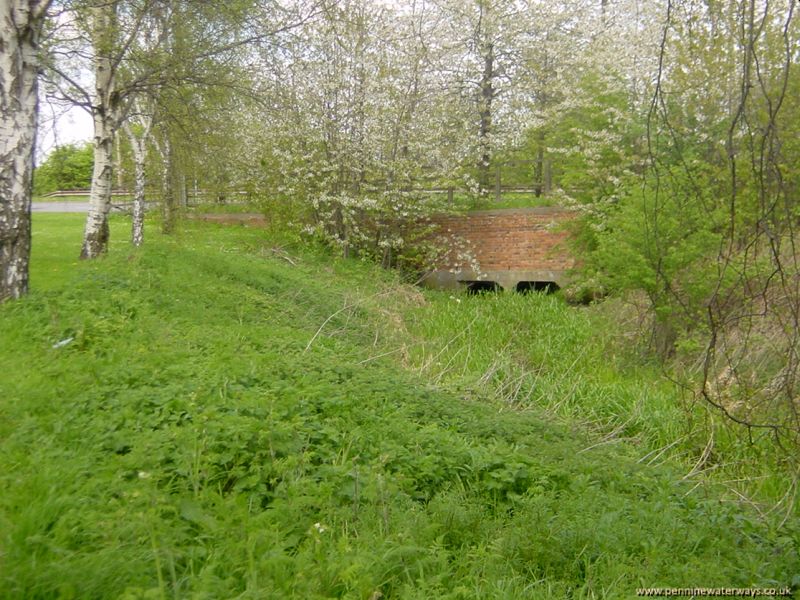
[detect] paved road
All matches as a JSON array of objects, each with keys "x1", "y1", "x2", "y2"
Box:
[
  {"x1": 32, "y1": 202, "x2": 145, "y2": 213},
  {"x1": 32, "y1": 202, "x2": 91, "y2": 213}
]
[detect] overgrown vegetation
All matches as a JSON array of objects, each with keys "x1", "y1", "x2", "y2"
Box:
[
  {"x1": 1, "y1": 215, "x2": 797, "y2": 598},
  {"x1": 577, "y1": 1, "x2": 800, "y2": 453},
  {"x1": 404, "y1": 290, "x2": 800, "y2": 525}
]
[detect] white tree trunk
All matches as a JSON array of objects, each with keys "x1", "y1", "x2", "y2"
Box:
[
  {"x1": 155, "y1": 136, "x2": 177, "y2": 234},
  {"x1": 114, "y1": 129, "x2": 124, "y2": 189},
  {"x1": 123, "y1": 121, "x2": 150, "y2": 247},
  {"x1": 130, "y1": 135, "x2": 146, "y2": 246},
  {"x1": 0, "y1": 1, "x2": 50, "y2": 301},
  {"x1": 81, "y1": 3, "x2": 120, "y2": 259},
  {"x1": 81, "y1": 111, "x2": 115, "y2": 258},
  {"x1": 180, "y1": 174, "x2": 187, "y2": 208}
]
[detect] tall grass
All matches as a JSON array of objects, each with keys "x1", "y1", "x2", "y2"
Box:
[
  {"x1": 405, "y1": 293, "x2": 685, "y2": 447},
  {"x1": 402, "y1": 290, "x2": 800, "y2": 521}
]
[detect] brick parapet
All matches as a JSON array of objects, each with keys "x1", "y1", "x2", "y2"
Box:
[{"x1": 430, "y1": 207, "x2": 577, "y2": 272}]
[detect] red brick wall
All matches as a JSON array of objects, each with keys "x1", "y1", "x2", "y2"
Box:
[{"x1": 432, "y1": 207, "x2": 576, "y2": 272}]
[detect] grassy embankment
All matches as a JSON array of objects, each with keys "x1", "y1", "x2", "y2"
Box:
[{"x1": 0, "y1": 214, "x2": 797, "y2": 598}]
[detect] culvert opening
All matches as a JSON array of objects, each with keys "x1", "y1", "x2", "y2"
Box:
[
  {"x1": 516, "y1": 281, "x2": 559, "y2": 294},
  {"x1": 462, "y1": 281, "x2": 502, "y2": 294}
]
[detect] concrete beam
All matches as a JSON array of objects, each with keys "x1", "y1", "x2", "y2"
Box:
[{"x1": 422, "y1": 268, "x2": 570, "y2": 292}]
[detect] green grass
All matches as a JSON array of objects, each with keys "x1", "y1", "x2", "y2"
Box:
[
  {"x1": 434, "y1": 191, "x2": 562, "y2": 213},
  {"x1": 0, "y1": 215, "x2": 798, "y2": 598},
  {"x1": 30, "y1": 214, "x2": 131, "y2": 291},
  {"x1": 190, "y1": 201, "x2": 261, "y2": 214},
  {"x1": 403, "y1": 292, "x2": 685, "y2": 445},
  {"x1": 466, "y1": 191, "x2": 562, "y2": 211}
]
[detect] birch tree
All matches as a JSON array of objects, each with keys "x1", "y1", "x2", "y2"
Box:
[
  {"x1": 80, "y1": 2, "x2": 123, "y2": 258},
  {"x1": 0, "y1": 0, "x2": 52, "y2": 302},
  {"x1": 44, "y1": 0, "x2": 308, "y2": 256},
  {"x1": 122, "y1": 97, "x2": 154, "y2": 246},
  {"x1": 42, "y1": 0, "x2": 167, "y2": 257},
  {"x1": 79, "y1": 0, "x2": 186, "y2": 255}
]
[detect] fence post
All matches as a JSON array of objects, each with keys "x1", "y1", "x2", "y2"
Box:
[
  {"x1": 447, "y1": 187, "x2": 454, "y2": 205},
  {"x1": 495, "y1": 166, "x2": 501, "y2": 202},
  {"x1": 544, "y1": 159, "x2": 552, "y2": 194}
]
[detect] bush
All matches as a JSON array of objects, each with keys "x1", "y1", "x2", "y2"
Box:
[{"x1": 34, "y1": 142, "x2": 94, "y2": 195}]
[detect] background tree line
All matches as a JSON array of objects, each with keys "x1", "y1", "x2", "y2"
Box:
[{"x1": 33, "y1": 142, "x2": 93, "y2": 195}]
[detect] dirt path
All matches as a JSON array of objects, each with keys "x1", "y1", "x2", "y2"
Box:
[{"x1": 189, "y1": 213, "x2": 268, "y2": 226}]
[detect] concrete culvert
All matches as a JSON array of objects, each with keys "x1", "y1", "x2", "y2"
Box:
[
  {"x1": 516, "y1": 281, "x2": 559, "y2": 294},
  {"x1": 463, "y1": 281, "x2": 502, "y2": 294}
]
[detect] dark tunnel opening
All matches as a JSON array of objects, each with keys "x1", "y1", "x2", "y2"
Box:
[
  {"x1": 516, "y1": 281, "x2": 559, "y2": 294},
  {"x1": 462, "y1": 280, "x2": 502, "y2": 294}
]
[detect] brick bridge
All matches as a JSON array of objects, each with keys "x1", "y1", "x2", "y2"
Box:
[{"x1": 422, "y1": 207, "x2": 576, "y2": 293}]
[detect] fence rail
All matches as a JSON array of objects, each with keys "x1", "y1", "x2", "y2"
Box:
[{"x1": 42, "y1": 189, "x2": 135, "y2": 197}]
